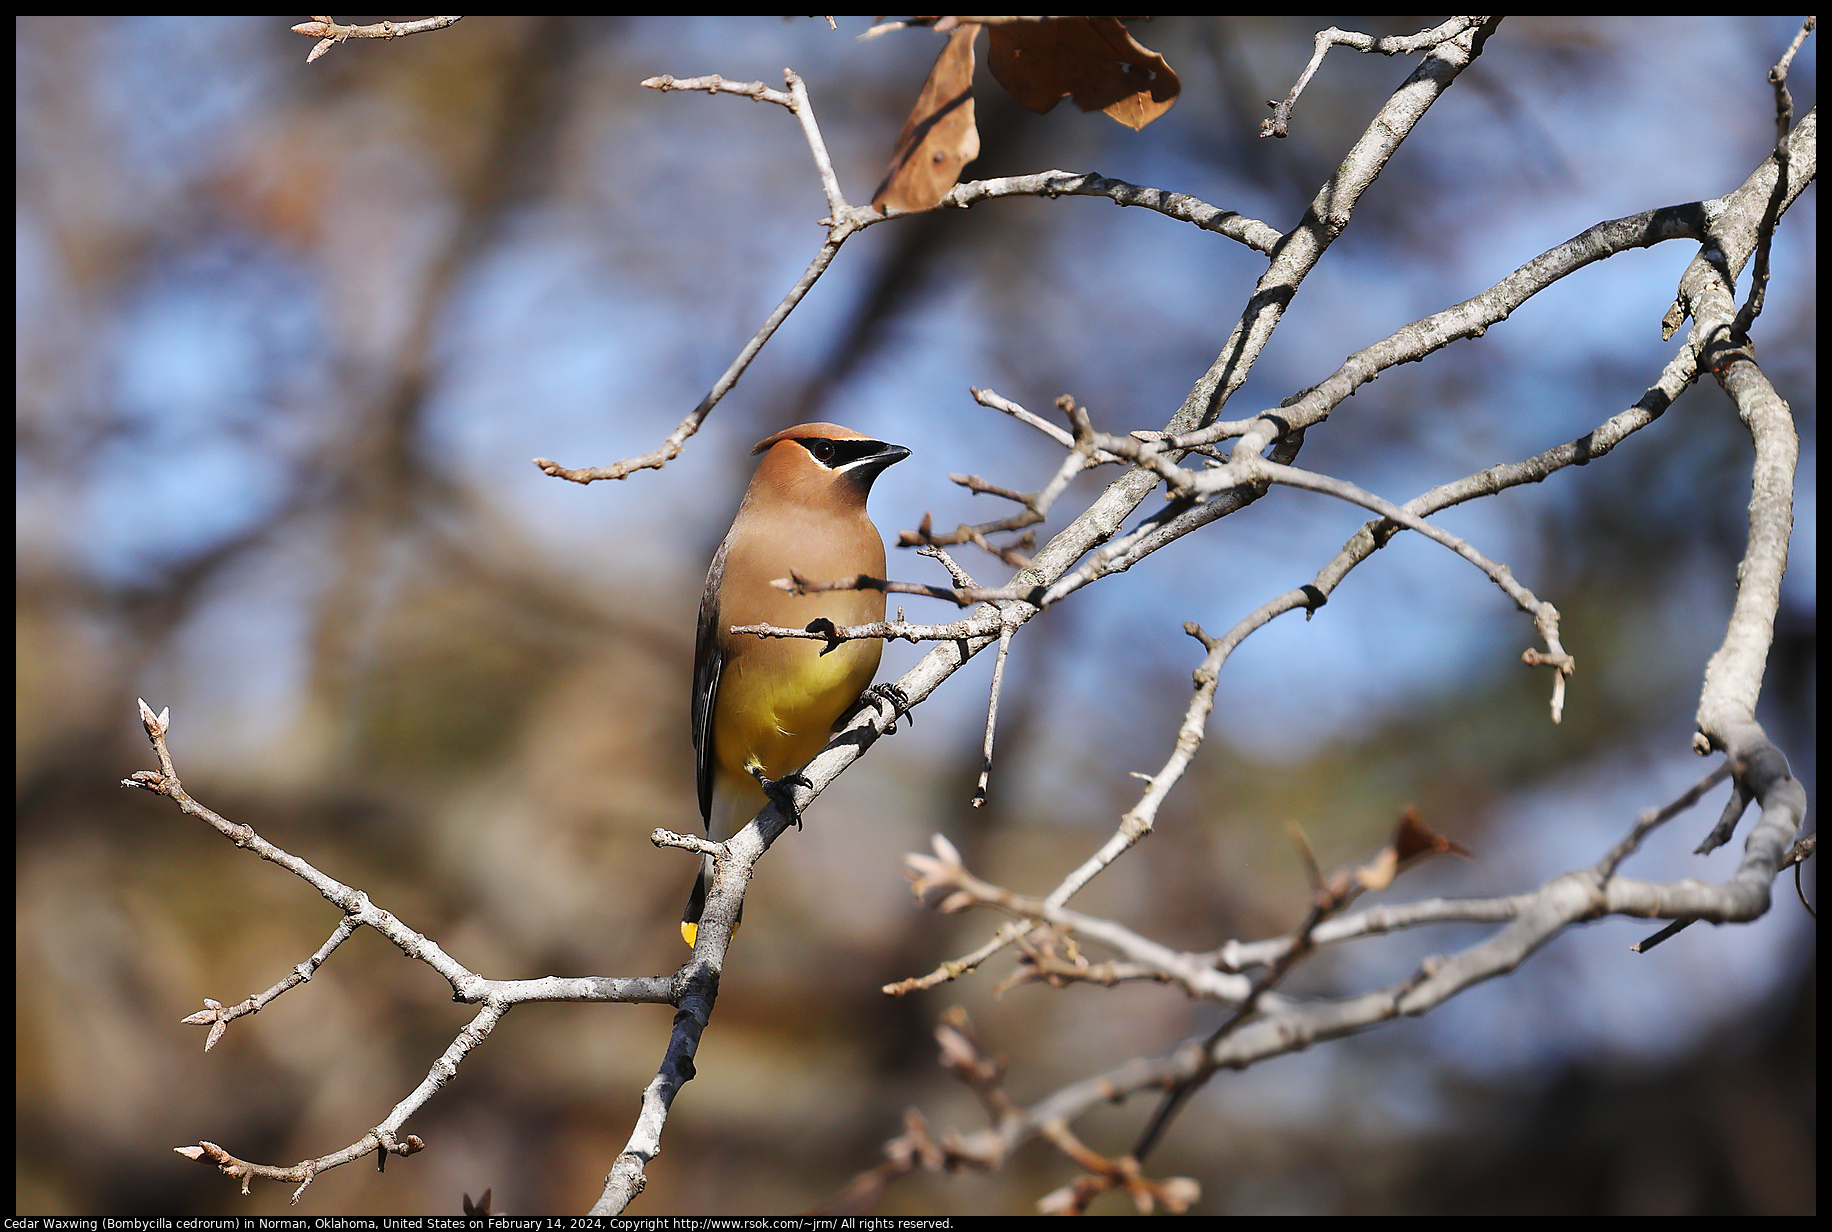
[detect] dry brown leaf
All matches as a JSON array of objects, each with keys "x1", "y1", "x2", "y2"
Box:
[
  {"x1": 987, "y1": 17, "x2": 1179, "y2": 131},
  {"x1": 1358, "y1": 808, "x2": 1472, "y2": 890},
  {"x1": 1392, "y1": 806, "x2": 1473, "y2": 865},
  {"x1": 872, "y1": 23, "x2": 982, "y2": 213}
]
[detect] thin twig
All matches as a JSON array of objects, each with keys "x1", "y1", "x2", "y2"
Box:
[
  {"x1": 896, "y1": 760, "x2": 1804, "y2": 1174},
  {"x1": 290, "y1": 16, "x2": 462, "y2": 65},
  {"x1": 973, "y1": 616, "x2": 1017, "y2": 807},
  {"x1": 938, "y1": 171, "x2": 1283, "y2": 254},
  {"x1": 535, "y1": 232, "x2": 848, "y2": 482},
  {"x1": 1261, "y1": 18, "x2": 1487, "y2": 137},
  {"x1": 536, "y1": 70, "x2": 856, "y2": 484},
  {"x1": 639, "y1": 73, "x2": 794, "y2": 108},
  {"x1": 126, "y1": 701, "x2": 672, "y2": 1202}
]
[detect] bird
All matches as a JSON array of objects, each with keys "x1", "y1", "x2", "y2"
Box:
[{"x1": 684, "y1": 423, "x2": 910, "y2": 947}]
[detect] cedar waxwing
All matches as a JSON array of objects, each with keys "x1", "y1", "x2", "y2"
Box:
[{"x1": 684, "y1": 423, "x2": 911, "y2": 946}]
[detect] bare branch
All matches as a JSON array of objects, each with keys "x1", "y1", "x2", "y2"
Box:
[
  {"x1": 639, "y1": 72, "x2": 795, "y2": 108},
  {"x1": 536, "y1": 70, "x2": 856, "y2": 484},
  {"x1": 876, "y1": 26, "x2": 1524, "y2": 1017},
  {"x1": 769, "y1": 569, "x2": 1027, "y2": 610},
  {"x1": 534, "y1": 232, "x2": 848, "y2": 483},
  {"x1": 897, "y1": 757, "x2": 1804, "y2": 1174},
  {"x1": 902, "y1": 836, "x2": 1254, "y2": 1002},
  {"x1": 1262, "y1": 18, "x2": 1489, "y2": 137},
  {"x1": 128, "y1": 704, "x2": 674, "y2": 1201},
  {"x1": 1733, "y1": 17, "x2": 1815, "y2": 335},
  {"x1": 937, "y1": 171, "x2": 1284, "y2": 253},
  {"x1": 290, "y1": 16, "x2": 462, "y2": 65},
  {"x1": 972, "y1": 617, "x2": 1017, "y2": 807}
]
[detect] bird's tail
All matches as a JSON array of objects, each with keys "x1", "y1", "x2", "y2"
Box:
[
  {"x1": 681, "y1": 853, "x2": 747, "y2": 947},
  {"x1": 680, "y1": 855, "x2": 713, "y2": 947}
]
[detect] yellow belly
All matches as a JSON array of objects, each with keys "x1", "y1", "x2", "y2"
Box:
[{"x1": 711, "y1": 636, "x2": 881, "y2": 786}]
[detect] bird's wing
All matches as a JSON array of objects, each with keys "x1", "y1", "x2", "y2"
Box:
[{"x1": 691, "y1": 536, "x2": 730, "y2": 831}]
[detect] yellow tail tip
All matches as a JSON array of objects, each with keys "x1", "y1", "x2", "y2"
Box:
[{"x1": 681, "y1": 921, "x2": 698, "y2": 948}]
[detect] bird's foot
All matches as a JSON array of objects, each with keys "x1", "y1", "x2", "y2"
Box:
[
  {"x1": 860, "y1": 682, "x2": 912, "y2": 733},
  {"x1": 750, "y1": 766, "x2": 811, "y2": 830}
]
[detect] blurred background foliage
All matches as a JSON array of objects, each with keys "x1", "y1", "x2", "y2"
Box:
[{"x1": 15, "y1": 16, "x2": 1814, "y2": 1215}]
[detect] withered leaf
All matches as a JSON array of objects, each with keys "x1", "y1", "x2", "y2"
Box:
[
  {"x1": 987, "y1": 17, "x2": 1179, "y2": 131},
  {"x1": 1392, "y1": 807, "x2": 1472, "y2": 865},
  {"x1": 872, "y1": 23, "x2": 982, "y2": 213},
  {"x1": 1358, "y1": 808, "x2": 1471, "y2": 890}
]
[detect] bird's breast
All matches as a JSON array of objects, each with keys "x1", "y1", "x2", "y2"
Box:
[{"x1": 711, "y1": 633, "x2": 883, "y2": 780}]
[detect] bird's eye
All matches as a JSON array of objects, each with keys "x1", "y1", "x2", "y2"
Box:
[{"x1": 808, "y1": 439, "x2": 836, "y2": 463}]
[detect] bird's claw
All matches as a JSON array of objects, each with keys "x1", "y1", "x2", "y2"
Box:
[
  {"x1": 751, "y1": 767, "x2": 812, "y2": 830},
  {"x1": 862, "y1": 682, "x2": 912, "y2": 733}
]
